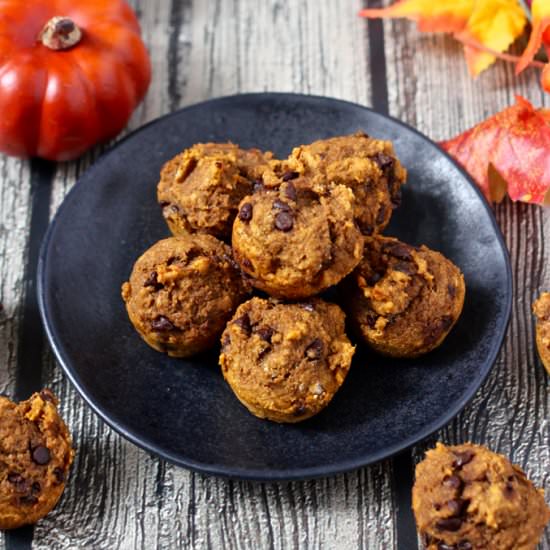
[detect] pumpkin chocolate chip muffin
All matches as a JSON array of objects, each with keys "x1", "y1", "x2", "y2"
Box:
[
  {"x1": 344, "y1": 235, "x2": 465, "y2": 358},
  {"x1": 413, "y1": 442, "x2": 550, "y2": 550},
  {"x1": 0, "y1": 390, "x2": 74, "y2": 530},
  {"x1": 284, "y1": 132, "x2": 407, "y2": 235},
  {"x1": 232, "y1": 180, "x2": 364, "y2": 299},
  {"x1": 157, "y1": 142, "x2": 272, "y2": 241},
  {"x1": 532, "y1": 292, "x2": 550, "y2": 374},
  {"x1": 121, "y1": 234, "x2": 250, "y2": 357},
  {"x1": 219, "y1": 297, "x2": 355, "y2": 423}
]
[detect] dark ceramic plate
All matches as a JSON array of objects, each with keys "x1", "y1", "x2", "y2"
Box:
[{"x1": 38, "y1": 93, "x2": 512, "y2": 481}]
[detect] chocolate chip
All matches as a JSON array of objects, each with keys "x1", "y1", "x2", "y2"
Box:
[
  {"x1": 273, "y1": 199, "x2": 291, "y2": 212},
  {"x1": 435, "y1": 517, "x2": 462, "y2": 532},
  {"x1": 32, "y1": 446, "x2": 51, "y2": 465},
  {"x1": 53, "y1": 467, "x2": 65, "y2": 484},
  {"x1": 241, "y1": 257, "x2": 253, "y2": 270},
  {"x1": 448, "y1": 284, "x2": 457, "y2": 298},
  {"x1": 362, "y1": 224, "x2": 374, "y2": 235},
  {"x1": 258, "y1": 346, "x2": 272, "y2": 361},
  {"x1": 375, "y1": 204, "x2": 387, "y2": 226},
  {"x1": 144, "y1": 271, "x2": 163, "y2": 290},
  {"x1": 285, "y1": 182, "x2": 297, "y2": 201},
  {"x1": 233, "y1": 314, "x2": 251, "y2": 335},
  {"x1": 372, "y1": 152, "x2": 394, "y2": 171},
  {"x1": 20, "y1": 494, "x2": 38, "y2": 505},
  {"x1": 252, "y1": 179, "x2": 264, "y2": 192},
  {"x1": 301, "y1": 303, "x2": 315, "y2": 312},
  {"x1": 385, "y1": 243, "x2": 412, "y2": 261},
  {"x1": 275, "y1": 211, "x2": 293, "y2": 232},
  {"x1": 394, "y1": 261, "x2": 416, "y2": 275},
  {"x1": 504, "y1": 483, "x2": 515, "y2": 497},
  {"x1": 151, "y1": 316, "x2": 175, "y2": 332},
  {"x1": 366, "y1": 314, "x2": 378, "y2": 329},
  {"x1": 447, "y1": 498, "x2": 469, "y2": 517},
  {"x1": 293, "y1": 404, "x2": 307, "y2": 416},
  {"x1": 31, "y1": 482, "x2": 41, "y2": 494},
  {"x1": 452, "y1": 450, "x2": 475, "y2": 469},
  {"x1": 457, "y1": 542, "x2": 472, "y2": 550},
  {"x1": 7, "y1": 472, "x2": 28, "y2": 493},
  {"x1": 255, "y1": 326, "x2": 274, "y2": 343},
  {"x1": 305, "y1": 339, "x2": 323, "y2": 360},
  {"x1": 366, "y1": 272, "x2": 382, "y2": 286},
  {"x1": 238, "y1": 202, "x2": 253, "y2": 222},
  {"x1": 442, "y1": 475, "x2": 463, "y2": 491},
  {"x1": 282, "y1": 171, "x2": 299, "y2": 182},
  {"x1": 159, "y1": 201, "x2": 170, "y2": 208},
  {"x1": 437, "y1": 544, "x2": 456, "y2": 550},
  {"x1": 39, "y1": 389, "x2": 56, "y2": 403}
]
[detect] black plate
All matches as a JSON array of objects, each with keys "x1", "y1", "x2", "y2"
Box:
[{"x1": 38, "y1": 93, "x2": 512, "y2": 481}]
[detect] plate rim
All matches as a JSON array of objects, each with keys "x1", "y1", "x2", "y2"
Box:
[{"x1": 37, "y1": 92, "x2": 513, "y2": 481}]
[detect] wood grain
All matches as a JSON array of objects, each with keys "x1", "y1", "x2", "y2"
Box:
[{"x1": 1, "y1": 0, "x2": 549, "y2": 548}]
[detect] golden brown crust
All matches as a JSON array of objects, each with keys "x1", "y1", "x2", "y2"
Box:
[
  {"x1": 232, "y1": 180, "x2": 364, "y2": 299},
  {"x1": 344, "y1": 236, "x2": 465, "y2": 358},
  {"x1": 219, "y1": 297, "x2": 355, "y2": 423},
  {"x1": 413, "y1": 442, "x2": 550, "y2": 550},
  {"x1": 157, "y1": 143, "x2": 272, "y2": 240},
  {"x1": 533, "y1": 292, "x2": 550, "y2": 374},
  {"x1": 122, "y1": 234, "x2": 250, "y2": 357},
  {"x1": 283, "y1": 132, "x2": 407, "y2": 235},
  {"x1": 0, "y1": 390, "x2": 74, "y2": 530}
]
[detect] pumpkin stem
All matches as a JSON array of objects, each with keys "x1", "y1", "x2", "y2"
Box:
[{"x1": 39, "y1": 16, "x2": 82, "y2": 51}]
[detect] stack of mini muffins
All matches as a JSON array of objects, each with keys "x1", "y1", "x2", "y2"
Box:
[{"x1": 122, "y1": 132, "x2": 466, "y2": 423}]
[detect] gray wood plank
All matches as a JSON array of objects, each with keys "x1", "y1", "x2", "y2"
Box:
[
  {"x1": 30, "y1": 1, "x2": 396, "y2": 549},
  {"x1": 383, "y1": 20, "x2": 550, "y2": 550}
]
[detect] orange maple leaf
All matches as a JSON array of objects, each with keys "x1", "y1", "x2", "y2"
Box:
[
  {"x1": 359, "y1": 0, "x2": 473, "y2": 33},
  {"x1": 516, "y1": 0, "x2": 550, "y2": 92},
  {"x1": 440, "y1": 96, "x2": 550, "y2": 205}
]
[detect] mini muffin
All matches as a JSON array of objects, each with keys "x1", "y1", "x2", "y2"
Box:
[
  {"x1": 219, "y1": 297, "x2": 355, "y2": 423},
  {"x1": 345, "y1": 236, "x2": 465, "y2": 357},
  {"x1": 157, "y1": 142, "x2": 272, "y2": 240},
  {"x1": 532, "y1": 292, "x2": 550, "y2": 374},
  {"x1": 0, "y1": 390, "x2": 74, "y2": 530},
  {"x1": 121, "y1": 234, "x2": 249, "y2": 357},
  {"x1": 413, "y1": 442, "x2": 550, "y2": 550},
  {"x1": 232, "y1": 180, "x2": 364, "y2": 299},
  {"x1": 284, "y1": 132, "x2": 407, "y2": 234}
]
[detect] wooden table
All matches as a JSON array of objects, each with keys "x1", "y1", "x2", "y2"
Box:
[{"x1": 1, "y1": 1, "x2": 549, "y2": 548}]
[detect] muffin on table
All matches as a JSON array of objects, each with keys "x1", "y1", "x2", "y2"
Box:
[
  {"x1": 219, "y1": 297, "x2": 355, "y2": 423},
  {"x1": 344, "y1": 235, "x2": 465, "y2": 358},
  {"x1": 283, "y1": 132, "x2": 407, "y2": 235},
  {"x1": 157, "y1": 142, "x2": 272, "y2": 241},
  {"x1": 532, "y1": 292, "x2": 550, "y2": 374},
  {"x1": 122, "y1": 234, "x2": 249, "y2": 357},
  {"x1": 0, "y1": 390, "x2": 74, "y2": 530},
  {"x1": 413, "y1": 442, "x2": 550, "y2": 550},
  {"x1": 232, "y1": 179, "x2": 364, "y2": 299}
]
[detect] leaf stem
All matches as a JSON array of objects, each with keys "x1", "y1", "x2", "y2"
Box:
[
  {"x1": 455, "y1": 35, "x2": 546, "y2": 69},
  {"x1": 517, "y1": 0, "x2": 532, "y2": 22}
]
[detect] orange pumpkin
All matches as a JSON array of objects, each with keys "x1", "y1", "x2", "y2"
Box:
[{"x1": 0, "y1": 0, "x2": 151, "y2": 161}]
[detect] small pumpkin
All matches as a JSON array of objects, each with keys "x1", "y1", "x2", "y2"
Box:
[{"x1": 0, "y1": 0, "x2": 151, "y2": 161}]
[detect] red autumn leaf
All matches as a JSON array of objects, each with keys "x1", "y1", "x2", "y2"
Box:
[{"x1": 440, "y1": 96, "x2": 550, "y2": 205}]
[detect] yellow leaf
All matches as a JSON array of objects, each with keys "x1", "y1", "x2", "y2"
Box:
[
  {"x1": 359, "y1": 0, "x2": 474, "y2": 33},
  {"x1": 457, "y1": 0, "x2": 527, "y2": 76}
]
